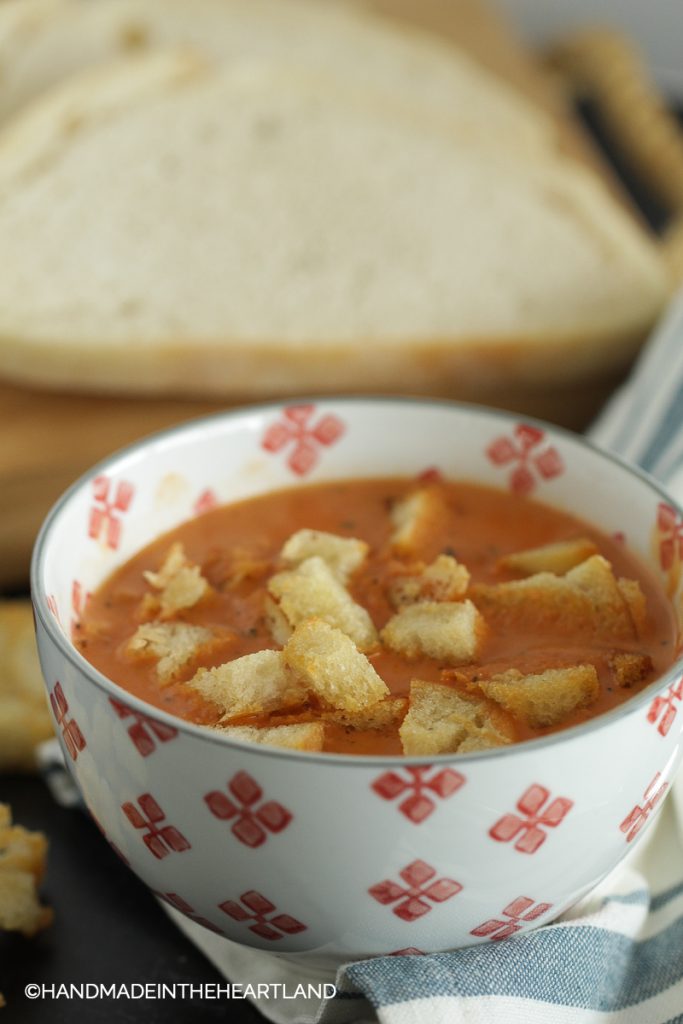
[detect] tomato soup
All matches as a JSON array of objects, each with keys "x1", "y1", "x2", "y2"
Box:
[{"x1": 76, "y1": 478, "x2": 676, "y2": 756}]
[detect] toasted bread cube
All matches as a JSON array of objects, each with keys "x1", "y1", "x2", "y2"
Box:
[
  {"x1": 609, "y1": 652, "x2": 653, "y2": 688},
  {"x1": 144, "y1": 541, "x2": 186, "y2": 588},
  {"x1": 390, "y1": 488, "x2": 446, "y2": 554},
  {"x1": 283, "y1": 620, "x2": 388, "y2": 713},
  {"x1": 565, "y1": 556, "x2": 634, "y2": 636},
  {"x1": 617, "y1": 578, "x2": 648, "y2": 636},
  {"x1": 456, "y1": 731, "x2": 512, "y2": 754},
  {"x1": 217, "y1": 722, "x2": 325, "y2": 752},
  {"x1": 268, "y1": 556, "x2": 378, "y2": 651},
  {"x1": 322, "y1": 695, "x2": 408, "y2": 730},
  {"x1": 138, "y1": 591, "x2": 161, "y2": 621},
  {"x1": 0, "y1": 601, "x2": 55, "y2": 772},
  {"x1": 281, "y1": 529, "x2": 368, "y2": 582},
  {"x1": 498, "y1": 538, "x2": 598, "y2": 576},
  {"x1": 0, "y1": 805, "x2": 52, "y2": 937},
  {"x1": 381, "y1": 600, "x2": 484, "y2": 665},
  {"x1": 264, "y1": 595, "x2": 292, "y2": 646},
  {"x1": 190, "y1": 650, "x2": 306, "y2": 720},
  {"x1": 480, "y1": 664, "x2": 599, "y2": 727},
  {"x1": 473, "y1": 556, "x2": 637, "y2": 640},
  {"x1": 388, "y1": 554, "x2": 470, "y2": 608},
  {"x1": 143, "y1": 542, "x2": 210, "y2": 617},
  {"x1": 127, "y1": 622, "x2": 213, "y2": 682},
  {"x1": 223, "y1": 552, "x2": 272, "y2": 589},
  {"x1": 472, "y1": 573, "x2": 584, "y2": 629},
  {"x1": 399, "y1": 680, "x2": 514, "y2": 755}
]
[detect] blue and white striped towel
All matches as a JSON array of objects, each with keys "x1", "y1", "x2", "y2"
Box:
[{"x1": 42, "y1": 294, "x2": 683, "y2": 1023}]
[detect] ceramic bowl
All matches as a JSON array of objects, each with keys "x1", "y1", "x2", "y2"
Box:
[{"x1": 31, "y1": 399, "x2": 683, "y2": 961}]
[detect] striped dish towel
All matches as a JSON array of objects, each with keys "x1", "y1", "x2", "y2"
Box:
[{"x1": 41, "y1": 295, "x2": 683, "y2": 1023}]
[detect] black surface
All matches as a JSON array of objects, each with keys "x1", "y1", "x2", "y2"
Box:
[{"x1": 0, "y1": 776, "x2": 265, "y2": 1023}]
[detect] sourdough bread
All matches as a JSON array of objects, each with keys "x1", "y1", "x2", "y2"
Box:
[
  {"x1": 0, "y1": 51, "x2": 669, "y2": 396},
  {"x1": 0, "y1": 0, "x2": 555, "y2": 153}
]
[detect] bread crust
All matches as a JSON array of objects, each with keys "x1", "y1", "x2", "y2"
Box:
[{"x1": 0, "y1": 317, "x2": 659, "y2": 397}]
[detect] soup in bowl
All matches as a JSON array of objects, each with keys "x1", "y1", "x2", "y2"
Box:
[{"x1": 31, "y1": 399, "x2": 683, "y2": 961}]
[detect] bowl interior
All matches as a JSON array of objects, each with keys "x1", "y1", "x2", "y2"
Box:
[{"x1": 34, "y1": 398, "x2": 683, "y2": 669}]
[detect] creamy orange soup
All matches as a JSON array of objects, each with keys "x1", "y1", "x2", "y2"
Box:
[{"x1": 77, "y1": 478, "x2": 676, "y2": 755}]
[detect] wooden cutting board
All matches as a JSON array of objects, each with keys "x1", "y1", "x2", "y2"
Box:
[{"x1": 0, "y1": 0, "x2": 640, "y2": 589}]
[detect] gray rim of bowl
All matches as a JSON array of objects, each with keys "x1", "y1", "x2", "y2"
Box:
[{"x1": 31, "y1": 395, "x2": 683, "y2": 768}]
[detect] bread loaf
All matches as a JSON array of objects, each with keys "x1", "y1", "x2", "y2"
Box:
[
  {"x1": 0, "y1": 0, "x2": 555, "y2": 152},
  {"x1": 0, "y1": 48, "x2": 669, "y2": 396}
]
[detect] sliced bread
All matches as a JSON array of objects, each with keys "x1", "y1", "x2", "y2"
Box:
[
  {"x1": 0, "y1": 0, "x2": 556, "y2": 153},
  {"x1": 0, "y1": 51, "x2": 669, "y2": 395}
]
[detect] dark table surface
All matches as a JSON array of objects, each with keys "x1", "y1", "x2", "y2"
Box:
[{"x1": 0, "y1": 774, "x2": 266, "y2": 1022}]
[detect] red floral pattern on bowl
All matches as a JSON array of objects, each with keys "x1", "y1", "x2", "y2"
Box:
[{"x1": 32, "y1": 400, "x2": 683, "y2": 960}]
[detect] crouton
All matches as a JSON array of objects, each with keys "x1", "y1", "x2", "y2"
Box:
[
  {"x1": 390, "y1": 488, "x2": 446, "y2": 554},
  {"x1": 381, "y1": 600, "x2": 484, "y2": 665},
  {"x1": 609, "y1": 652, "x2": 653, "y2": 688},
  {"x1": 399, "y1": 680, "x2": 514, "y2": 755},
  {"x1": 217, "y1": 722, "x2": 325, "y2": 752},
  {"x1": 566, "y1": 557, "x2": 635, "y2": 636},
  {"x1": 472, "y1": 556, "x2": 640, "y2": 640},
  {"x1": 138, "y1": 591, "x2": 161, "y2": 621},
  {"x1": 472, "y1": 572, "x2": 583, "y2": 629},
  {"x1": 0, "y1": 601, "x2": 54, "y2": 772},
  {"x1": 0, "y1": 805, "x2": 52, "y2": 937},
  {"x1": 189, "y1": 650, "x2": 306, "y2": 720},
  {"x1": 321, "y1": 695, "x2": 408, "y2": 730},
  {"x1": 268, "y1": 556, "x2": 378, "y2": 651},
  {"x1": 498, "y1": 538, "x2": 598, "y2": 576},
  {"x1": 263, "y1": 596, "x2": 292, "y2": 646},
  {"x1": 457, "y1": 731, "x2": 512, "y2": 753},
  {"x1": 388, "y1": 555, "x2": 470, "y2": 608},
  {"x1": 281, "y1": 529, "x2": 368, "y2": 582},
  {"x1": 224, "y1": 553, "x2": 272, "y2": 589},
  {"x1": 143, "y1": 542, "x2": 210, "y2": 616},
  {"x1": 617, "y1": 578, "x2": 649, "y2": 636},
  {"x1": 127, "y1": 622, "x2": 213, "y2": 682},
  {"x1": 479, "y1": 664, "x2": 599, "y2": 727},
  {"x1": 283, "y1": 620, "x2": 388, "y2": 713}
]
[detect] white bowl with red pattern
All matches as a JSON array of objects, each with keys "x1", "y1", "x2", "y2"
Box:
[{"x1": 31, "y1": 399, "x2": 683, "y2": 961}]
